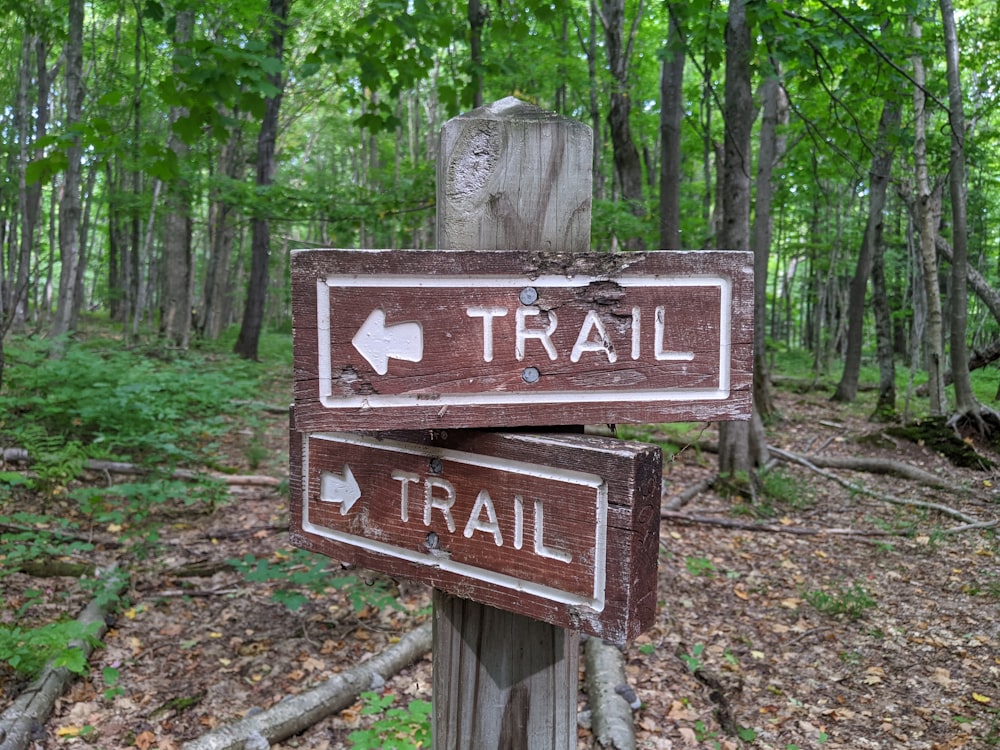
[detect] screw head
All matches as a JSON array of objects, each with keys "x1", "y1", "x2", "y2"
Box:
[
  {"x1": 519, "y1": 287, "x2": 539, "y2": 305},
  {"x1": 522, "y1": 366, "x2": 540, "y2": 384}
]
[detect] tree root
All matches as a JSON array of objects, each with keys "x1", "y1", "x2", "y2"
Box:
[
  {"x1": 0, "y1": 565, "x2": 128, "y2": 750},
  {"x1": 946, "y1": 403, "x2": 1000, "y2": 440},
  {"x1": 181, "y1": 620, "x2": 432, "y2": 750},
  {"x1": 770, "y1": 448, "x2": 955, "y2": 490}
]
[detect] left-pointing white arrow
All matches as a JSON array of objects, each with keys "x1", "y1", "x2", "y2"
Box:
[
  {"x1": 352, "y1": 308, "x2": 423, "y2": 375},
  {"x1": 319, "y1": 465, "x2": 361, "y2": 515}
]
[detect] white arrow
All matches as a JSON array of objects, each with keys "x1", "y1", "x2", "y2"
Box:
[
  {"x1": 319, "y1": 465, "x2": 361, "y2": 515},
  {"x1": 352, "y1": 308, "x2": 423, "y2": 375}
]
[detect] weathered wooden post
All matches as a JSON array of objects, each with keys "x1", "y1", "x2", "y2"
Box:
[
  {"x1": 431, "y1": 97, "x2": 592, "y2": 750},
  {"x1": 289, "y1": 98, "x2": 752, "y2": 749}
]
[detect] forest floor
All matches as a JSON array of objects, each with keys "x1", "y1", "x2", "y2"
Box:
[{"x1": 2, "y1": 381, "x2": 999, "y2": 750}]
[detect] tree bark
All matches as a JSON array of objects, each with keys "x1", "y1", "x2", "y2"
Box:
[
  {"x1": 599, "y1": 0, "x2": 646, "y2": 249},
  {"x1": 911, "y1": 20, "x2": 946, "y2": 416},
  {"x1": 940, "y1": 0, "x2": 982, "y2": 425},
  {"x1": 718, "y1": 0, "x2": 767, "y2": 477},
  {"x1": 658, "y1": 3, "x2": 684, "y2": 251},
  {"x1": 200, "y1": 126, "x2": 245, "y2": 340},
  {"x1": 750, "y1": 69, "x2": 788, "y2": 419},
  {"x1": 468, "y1": 0, "x2": 487, "y2": 109},
  {"x1": 585, "y1": 637, "x2": 636, "y2": 749},
  {"x1": 0, "y1": 566, "x2": 127, "y2": 750},
  {"x1": 161, "y1": 10, "x2": 194, "y2": 349},
  {"x1": 833, "y1": 98, "x2": 901, "y2": 403},
  {"x1": 181, "y1": 622, "x2": 432, "y2": 750},
  {"x1": 50, "y1": 0, "x2": 85, "y2": 347},
  {"x1": 234, "y1": 0, "x2": 290, "y2": 360}
]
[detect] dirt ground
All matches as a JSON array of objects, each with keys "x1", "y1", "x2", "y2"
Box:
[{"x1": 2, "y1": 386, "x2": 999, "y2": 749}]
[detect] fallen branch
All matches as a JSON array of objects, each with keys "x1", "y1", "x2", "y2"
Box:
[
  {"x1": 662, "y1": 477, "x2": 714, "y2": 512},
  {"x1": 662, "y1": 511, "x2": 889, "y2": 537},
  {"x1": 0, "y1": 565, "x2": 128, "y2": 750},
  {"x1": 3, "y1": 450, "x2": 281, "y2": 487},
  {"x1": 769, "y1": 446, "x2": 982, "y2": 524},
  {"x1": 584, "y1": 638, "x2": 636, "y2": 750},
  {"x1": 85, "y1": 460, "x2": 282, "y2": 487},
  {"x1": 770, "y1": 448, "x2": 953, "y2": 490},
  {"x1": 182, "y1": 620, "x2": 433, "y2": 750}
]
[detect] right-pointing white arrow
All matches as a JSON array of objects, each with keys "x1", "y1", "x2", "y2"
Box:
[
  {"x1": 352, "y1": 308, "x2": 423, "y2": 375},
  {"x1": 319, "y1": 465, "x2": 361, "y2": 515}
]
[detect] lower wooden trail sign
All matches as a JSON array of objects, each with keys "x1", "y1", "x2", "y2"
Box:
[
  {"x1": 289, "y1": 424, "x2": 661, "y2": 643},
  {"x1": 292, "y1": 248, "x2": 752, "y2": 432}
]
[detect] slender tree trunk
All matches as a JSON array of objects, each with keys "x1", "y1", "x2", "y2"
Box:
[
  {"x1": 750, "y1": 70, "x2": 788, "y2": 419},
  {"x1": 833, "y1": 98, "x2": 902, "y2": 403},
  {"x1": 468, "y1": 0, "x2": 486, "y2": 109},
  {"x1": 870, "y1": 221, "x2": 896, "y2": 422},
  {"x1": 911, "y1": 19, "x2": 946, "y2": 416},
  {"x1": 940, "y1": 0, "x2": 982, "y2": 424},
  {"x1": 717, "y1": 0, "x2": 767, "y2": 478},
  {"x1": 51, "y1": 0, "x2": 85, "y2": 346},
  {"x1": 599, "y1": 0, "x2": 645, "y2": 249},
  {"x1": 234, "y1": 0, "x2": 290, "y2": 360},
  {"x1": 659, "y1": 3, "x2": 684, "y2": 250},
  {"x1": 200, "y1": 126, "x2": 245, "y2": 340},
  {"x1": 161, "y1": 10, "x2": 194, "y2": 349}
]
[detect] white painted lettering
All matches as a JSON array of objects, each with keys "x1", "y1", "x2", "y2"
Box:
[
  {"x1": 654, "y1": 306, "x2": 695, "y2": 361},
  {"x1": 466, "y1": 306, "x2": 508, "y2": 362},
  {"x1": 513, "y1": 495, "x2": 525, "y2": 550},
  {"x1": 515, "y1": 307, "x2": 558, "y2": 361},
  {"x1": 463, "y1": 489, "x2": 503, "y2": 546},
  {"x1": 391, "y1": 470, "x2": 420, "y2": 522},
  {"x1": 533, "y1": 499, "x2": 572, "y2": 562},
  {"x1": 424, "y1": 476, "x2": 457, "y2": 532},
  {"x1": 571, "y1": 310, "x2": 617, "y2": 363},
  {"x1": 631, "y1": 305, "x2": 641, "y2": 360}
]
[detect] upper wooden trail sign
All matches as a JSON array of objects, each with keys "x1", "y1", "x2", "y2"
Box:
[{"x1": 293, "y1": 248, "x2": 752, "y2": 432}]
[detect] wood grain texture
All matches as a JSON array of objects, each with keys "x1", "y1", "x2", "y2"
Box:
[
  {"x1": 291, "y1": 248, "x2": 753, "y2": 431},
  {"x1": 289, "y1": 427, "x2": 662, "y2": 642}
]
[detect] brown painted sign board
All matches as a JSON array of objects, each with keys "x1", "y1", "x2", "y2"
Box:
[
  {"x1": 292, "y1": 249, "x2": 753, "y2": 432},
  {"x1": 289, "y1": 424, "x2": 662, "y2": 643}
]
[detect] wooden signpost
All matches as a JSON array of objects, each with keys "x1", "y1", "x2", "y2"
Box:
[{"x1": 289, "y1": 97, "x2": 753, "y2": 749}]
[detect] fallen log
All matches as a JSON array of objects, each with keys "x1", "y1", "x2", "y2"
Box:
[
  {"x1": 584, "y1": 637, "x2": 636, "y2": 750},
  {"x1": 769, "y1": 446, "x2": 982, "y2": 524},
  {"x1": 769, "y1": 448, "x2": 953, "y2": 490},
  {"x1": 182, "y1": 620, "x2": 432, "y2": 750},
  {"x1": 0, "y1": 565, "x2": 128, "y2": 750}
]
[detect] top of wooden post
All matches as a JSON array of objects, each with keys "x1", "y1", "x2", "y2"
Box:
[{"x1": 436, "y1": 97, "x2": 593, "y2": 253}]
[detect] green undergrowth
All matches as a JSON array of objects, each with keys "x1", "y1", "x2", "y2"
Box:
[{"x1": 0, "y1": 330, "x2": 292, "y2": 680}]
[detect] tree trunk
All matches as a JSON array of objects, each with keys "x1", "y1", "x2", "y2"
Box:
[
  {"x1": 870, "y1": 205, "x2": 897, "y2": 422},
  {"x1": 50, "y1": 0, "x2": 84, "y2": 347},
  {"x1": 833, "y1": 98, "x2": 902, "y2": 403},
  {"x1": 161, "y1": 10, "x2": 194, "y2": 349},
  {"x1": 599, "y1": 0, "x2": 645, "y2": 249},
  {"x1": 911, "y1": 20, "x2": 946, "y2": 416},
  {"x1": 468, "y1": 0, "x2": 486, "y2": 109},
  {"x1": 200, "y1": 126, "x2": 245, "y2": 340},
  {"x1": 234, "y1": 0, "x2": 290, "y2": 360},
  {"x1": 940, "y1": 0, "x2": 981, "y2": 422},
  {"x1": 658, "y1": 3, "x2": 684, "y2": 251},
  {"x1": 717, "y1": 0, "x2": 767, "y2": 478},
  {"x1": 750, "y1": 70, "x2": 788, "y2": 419}
]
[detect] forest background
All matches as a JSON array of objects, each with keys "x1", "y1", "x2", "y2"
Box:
[{"x1": 2, "y1": 0, "x2": 1000, "y2": 748}]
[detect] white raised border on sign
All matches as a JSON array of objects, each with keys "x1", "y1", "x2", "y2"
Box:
[
  {"x1": 300, "y1": 431, "x2": 609, "y2": 612},
  {"x1": 316, "y1": 273, "x2": 733, "y2": 410}
]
